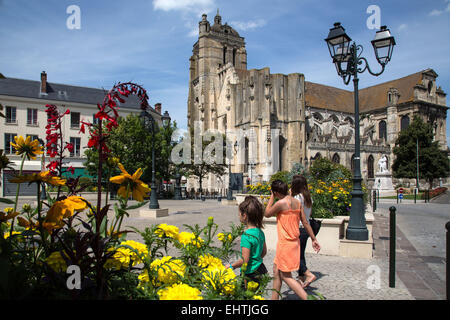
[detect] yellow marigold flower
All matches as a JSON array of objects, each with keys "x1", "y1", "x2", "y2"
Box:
[
  {"x1": 43, "y1": 196, "x2": 87, "y2": 233},
  {"x1": 247, "y1": 281, "x2": 259, "y2": 292},
  {"x1": 10, "y1": 135, "x2": 43, "y2": 160},
  {"x1": 45, "y1": 251, "x2": 72, "y2": 273},
  {"x1": 155, "y1": 223, "x2": 179, "y2": 239},
  {"x1": 217, "y1": 232, "x2": 232, "y2": 243},
  {"x1": 150, "y1": 256, "x2": 186, "y2": 285},
  {"x1": 202, "y1": 267, "x2": 236, "y2": 295},
  {"x1": 104, "y1": 240, "x2": 148, "y2": 270},
  {"x1": 3, "y1": 231, "x2": 21, "y2": 239},
  {"x1": 109, "y1": 163, "x2": 150, "y2": 202},
  {"x1": 252, "y1": 295, "x2": 265, "y2": 300},
  {"x1": 157, "y1": 283, "x2": 203, "y2": 300},
  {"x1": 9, "y1": 171, "x2": 66, "y2": 186},
  {"x1": 198, "y1": 254, "x2": 223, "y2": 269},
  {"x1": 333, "y1": 196, "x2": 338, "y2": 200},
  {"x1": 176, "y1": 231, "x2": 203, "y2": 248}
]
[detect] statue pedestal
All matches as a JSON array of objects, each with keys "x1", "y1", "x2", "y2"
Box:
[{"x1": 374, "y1": 172, "x2": 395, "y2": 196}]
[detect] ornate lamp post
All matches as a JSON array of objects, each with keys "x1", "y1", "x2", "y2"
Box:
[
  {"x1": 140, "y1": 109, "x2": 171, "y2": 209},
  {"x1": 325, "y1": 23, "x2": 396, "y2": 240}
]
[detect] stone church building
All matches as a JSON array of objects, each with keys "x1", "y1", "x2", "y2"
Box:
[{"x1": 187, "y1": 12, "x2": 448, "y2": 192}]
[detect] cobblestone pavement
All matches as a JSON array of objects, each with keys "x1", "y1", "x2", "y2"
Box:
[{"x1": 1, "y1": 196, "x2": 417, "y2": 300}]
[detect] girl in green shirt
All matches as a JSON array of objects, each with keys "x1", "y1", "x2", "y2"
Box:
[{"x1": 227, "y1": 196, "x2": 268, "y2": 286}]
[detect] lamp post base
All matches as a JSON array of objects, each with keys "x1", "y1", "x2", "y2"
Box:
[
  {"x1": 139, "y1": 208, "x2": 169, "y2": 218},
  {"x1": 346, "y1": 227, "x2": 369, "y2": 241}
]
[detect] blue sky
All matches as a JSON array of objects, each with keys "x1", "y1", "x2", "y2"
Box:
[{"x1": 1, "y1": 0, "x2": 449, "y2": 146}]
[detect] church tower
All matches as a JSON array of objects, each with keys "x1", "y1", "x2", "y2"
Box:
[{"x1": 187, "y1": 10, "x2": 247, "y2": 130}]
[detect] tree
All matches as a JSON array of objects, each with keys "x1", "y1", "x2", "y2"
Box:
[
  {"x1": 392, "y1": 115, "x2": 448, "y2": 188},
  {"x1": 84, "y1": 114, "x2": 178, "y2": 186},
  {"x1": 176, "y1": 126, "x2": 227, "y2": 193}
]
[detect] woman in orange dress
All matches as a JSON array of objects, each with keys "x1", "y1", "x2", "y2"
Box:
[{"x1": 265, "y1": 180, "x2": 321, "y2": 300}]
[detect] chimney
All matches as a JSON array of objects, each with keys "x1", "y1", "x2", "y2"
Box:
[
  {"x1": 154, "y1": 103, "x2": 162, "y2": 114},
  {"x1": 40, "y1": 71, "x2": 47, "y2": 95}
]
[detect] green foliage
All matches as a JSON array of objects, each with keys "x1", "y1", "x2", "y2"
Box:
[
  {"x1": 84, "y1": 114, "x2": 178, "y2": 184},
  {"x1": 269, "y1": 170, "x2": 290, "y2": 185},
  {"x1": 310, "y1": 157, "x2": 352, "y2": 182},
  {"x1": 288, "y1": 162, "x2": 309, "y2": 181},
  {"x1": 392, "y1": 116, "x2": 448, "y2": 187},
  {"x1": 180, "y1": 127, "x2": 227, "y2": 191}
]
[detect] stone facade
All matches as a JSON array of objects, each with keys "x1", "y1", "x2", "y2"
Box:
[{"x1": 187, "y1": 12, "x2": 448, "y2": 192}]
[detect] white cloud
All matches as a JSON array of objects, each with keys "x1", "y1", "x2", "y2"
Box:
[
  {"x1": 153, "y1": 0, "x2": 215, "y2": 12},
  {"x1": 398, "y1": 24, "x2": 407, "y2": 32},
  {"x1": 229, "y1": 19, "x2": 266, "y2": 31},
  {"x1": 428, "y1": 3, "x2": 450, "y2": 16}
]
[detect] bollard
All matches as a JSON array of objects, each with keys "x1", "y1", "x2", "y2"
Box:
[
  {"x1": 389, "y1": 206, "x2": 396, "y2": 288},
  {"x1": 446, "y1": 221, "x2": 450, "y2": 300},
  {"x1": 372, "y1": 190, "x2": 377, "y2": 212}
]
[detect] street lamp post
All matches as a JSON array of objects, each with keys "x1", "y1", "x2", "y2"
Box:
[
  {"x1": 325, "y1": 22, "x2": 396, "y2": 241},
  {"x1": 140, "y1": 110, "x2": 171, "y2": 209}
]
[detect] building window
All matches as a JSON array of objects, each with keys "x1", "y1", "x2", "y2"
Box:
[
  {"x1": 93, "y1": 114, "x2": 100, "y2": 125},
  {"x1": 70, "y1": 137, "x2": 81, "y2": 157},
  {"x1": 379, "y1": 120, "x2": 387, "y2": 140},
  {"x1": 400, "y1": 115, "x2": 410, "y2": 131},
  {"x1": 27, "y1": 108, "x2": 38, "y2": 125},
  {"x1": 332, "y1": 153, "x2": 340, "y2": 164},
  {"x1": 5, "y1": 106, "x2": 17, "y2": 124},
  {"x1": 368, "y1": 155, "x2": 374, "y2": 179},
  {"x1": 4, "y1": 133, "x2": 15, "y2": 154},
  {"x1": 26, "y1": 134, "x2": 39, "y2": 142},
  {"x1": 71, "y1": 112, "x2": 80, "y2": 128}
]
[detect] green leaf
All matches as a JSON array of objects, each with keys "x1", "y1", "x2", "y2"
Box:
[{"x1": 0, "y1": 198, "x2": 14, "y2": 204}]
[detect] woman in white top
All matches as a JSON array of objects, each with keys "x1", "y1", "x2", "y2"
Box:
[{"x1": 291, "y1": 175, "x2": 317, "y2": 288}]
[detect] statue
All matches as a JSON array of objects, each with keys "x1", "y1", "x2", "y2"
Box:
[{"x1": 377, "y1": 155, "x2": 388, "y2": 174}]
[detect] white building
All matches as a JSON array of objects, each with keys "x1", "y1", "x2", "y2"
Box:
[{"x1": 0, "y1": 71, "x2": 163, "y2": 196}]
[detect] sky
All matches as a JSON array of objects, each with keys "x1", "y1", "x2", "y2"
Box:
[{"x1": 0, "y1": 0, "x2": 449, "y2": 147}]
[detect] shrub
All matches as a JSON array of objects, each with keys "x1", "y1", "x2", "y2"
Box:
[
  {"x1": 269, "y1": 171, "x2": 290, "y2": 185},
  {"x1": 310, "y1": 158, "x2": 352, "y2": 182}
]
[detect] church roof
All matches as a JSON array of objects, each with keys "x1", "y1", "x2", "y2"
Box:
[{"x1": 305, "y1": 69, "x2": 442, "y2": 113}]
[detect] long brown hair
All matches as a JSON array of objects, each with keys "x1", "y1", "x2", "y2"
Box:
[{"x1": 291, "y1": 175, "x2": 312, "y2": 208}]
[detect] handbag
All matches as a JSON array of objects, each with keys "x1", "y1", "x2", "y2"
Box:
[{"x1": 309, "y1": 217, "x2": 321, "y2": 236}]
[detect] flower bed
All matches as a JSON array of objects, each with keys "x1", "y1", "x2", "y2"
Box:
[
  {"x1": 420, "y1": 187, "x2": 448, "y2": 200},
  {"x1": 246, "y1": 177, "x2": 357, "y2": 219}
]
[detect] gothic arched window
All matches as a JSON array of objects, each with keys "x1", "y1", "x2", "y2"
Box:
[
  {"x1": 368, "y1": 155, "x2": 374, "y2": 179},
  {"x1": 379, "y1": 120, "x2": 387, "y2": 140},
  {"x1": 400, "y1": 115, "x2": 410, "y2": 131},
  {"x1": 332, "y1": 153, "x2": 340, "y2": 164}
]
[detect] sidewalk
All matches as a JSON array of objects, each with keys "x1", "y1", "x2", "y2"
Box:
[{"x1": 372, "y1": 208, "x2": 446, "y2": 300}]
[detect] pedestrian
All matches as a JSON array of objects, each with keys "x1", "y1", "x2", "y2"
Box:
[
  {"x1": 265, "y1": 180, "x2": 320, "y2": 300},
  {"x1": 226, "y1": 195, "x2": 268, "y2": 288},
  {"x1": 291, "y1": 174, "x2": 317, "y2": 288}
]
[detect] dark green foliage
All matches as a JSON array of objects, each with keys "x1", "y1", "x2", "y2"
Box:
[
  {"x1": 392, "y1": 116, "x2": 448, "y2": 187},
  {"x1": 309, "y1": 157, "x2": 352, "y2": 182}
]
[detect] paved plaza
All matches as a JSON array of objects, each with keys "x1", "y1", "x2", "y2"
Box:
[{"x1": 7, "y1": 194, "x2": 446, "y2": 300}]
